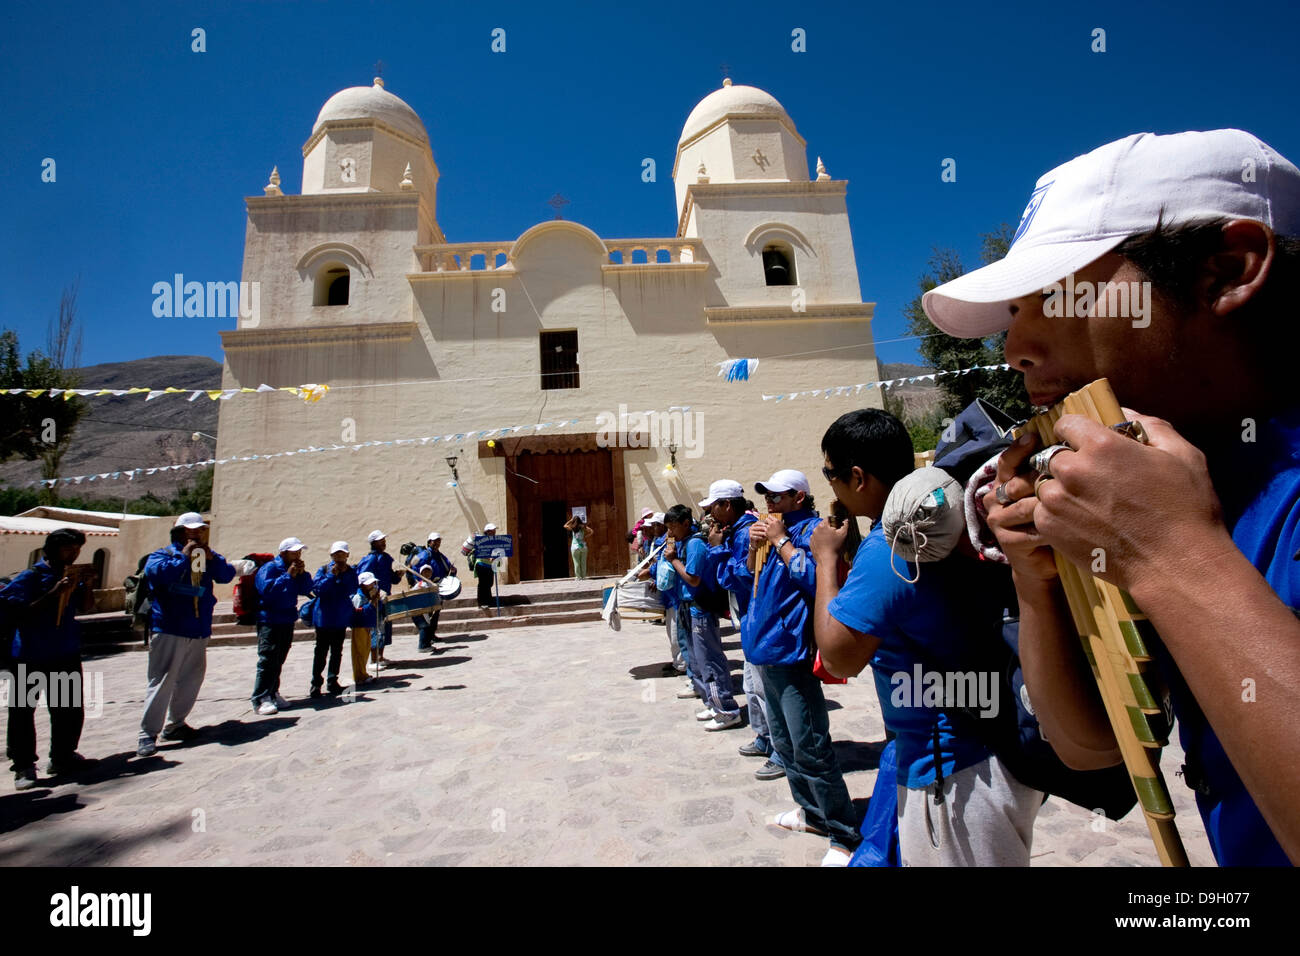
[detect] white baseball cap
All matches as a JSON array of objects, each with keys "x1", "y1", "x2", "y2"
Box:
[
  {"x1": 330, "y1": 541, "x2": 349, "y2": 555},
  {"x1": 923, "y1": 130, "x2": 1300, "y2": 339},
  {"x1": 483, "y1": 523, "x2": 497, "y2": 532},
  {"x1": 278, "y1": 537, "x2": 305, "y2": 553},
  {"x1": 643, "y1": 512, "x2": 665, "y2": 525},
  {"x1": 428, "y1": 531, "x2": 442, "y2": 542},
  {"x1": 699, "y1": 479, "x2": 745, "y2": 508},
  {"x1": 174, "y1": 512, "x2": 207, "y2": 529},
  {"x1": 755, "y1": 469, "x2": 811, "y2": 496},
  {"x1": 367, "y1": 530, "x2": 386, "y2": 543},
  {"x1": 640, "y1": 506, "x2": 654, "y2": 519},
  {"x1": 357, "y1": 571, "x2": 378, "y2": 586}
]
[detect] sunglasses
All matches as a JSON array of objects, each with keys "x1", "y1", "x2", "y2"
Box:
[{"x1": 762, "y1": 491, "x2": 791, "y2": 502}]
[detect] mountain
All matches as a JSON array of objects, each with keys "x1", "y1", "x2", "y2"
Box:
[{"x1": 0, "y1": 355, "x2": 222, "y2": 503}]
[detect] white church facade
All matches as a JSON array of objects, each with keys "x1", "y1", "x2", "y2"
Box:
[{"x1": 212, "y1": 77, "x2": 882, "y2": 581}]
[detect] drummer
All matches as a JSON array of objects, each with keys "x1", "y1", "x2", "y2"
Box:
[{"x1": 407, "y1": 532, "x2": 457, "y2": 651}]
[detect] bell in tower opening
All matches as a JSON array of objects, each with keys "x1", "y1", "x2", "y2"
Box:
[{"x1": 762, "y1": 246, "x2": 794, "y2": 286}]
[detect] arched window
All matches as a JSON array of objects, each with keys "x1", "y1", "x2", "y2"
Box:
[
  {"x1": 762, "y1": 243, "x2": 795, "y2": 286},
  {"x1": 313, "y1": 263, "x2": 350, "y2": 306}
]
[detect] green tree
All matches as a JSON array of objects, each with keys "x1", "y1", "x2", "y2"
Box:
[
  {"x1": 0, "y1": 282, "x2": 87, "y2": 503},
  {"x1": 903, "y1": 224, "x2": 1033, "y2": 421}
]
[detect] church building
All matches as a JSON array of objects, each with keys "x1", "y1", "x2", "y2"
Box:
[{"x1": 212, "y1": 78, "x2": 883, "y2": 581}]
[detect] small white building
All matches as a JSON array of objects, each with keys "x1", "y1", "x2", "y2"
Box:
[{"x1": 213, "y1": 79, "x2": 882, "y2": 581}]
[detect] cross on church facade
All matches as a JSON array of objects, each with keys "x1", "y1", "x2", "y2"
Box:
[
  {"x1": 752, "y1": 148, "x2": 770, "y2": 170},
  {"x1": 546, "y1": 193, "x2": 570, "y2": 220}
]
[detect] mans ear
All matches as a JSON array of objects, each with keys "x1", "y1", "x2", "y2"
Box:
[
  {"x1": 850, "y1": 465, "x2": 869, "y2": 493},
  {"x1": 1203, "y1": 220, "x2": 1274, "y2": 317}
]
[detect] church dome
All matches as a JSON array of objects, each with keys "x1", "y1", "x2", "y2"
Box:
[
  {"x1": 678, "y1": 80, "x2": 794, "y2": 147},
  {"x1": 312, "y1": 78, "x2": 428, "y2": 144}
]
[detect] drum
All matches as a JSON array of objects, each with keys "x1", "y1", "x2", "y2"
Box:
[
  {"x1": 438, "y1": 576, "x2": 462, "y2": 600},
  {"x1": 382, "y1": 588, "x2": 443, "y2": 623}
]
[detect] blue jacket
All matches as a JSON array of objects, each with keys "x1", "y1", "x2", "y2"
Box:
[
  {"x1": 351, "y1": 588, "x2": 380, "y2": 629},
  {"x1": 712, "y1": 512, "x2": 758, "y2": 621},
  {"x1": 255, "y1": 555, "x2": 314, "y2": 626},
  {"x1": 732, "y1": 509, "x2": 820, "y2": 666},
  {"x1": 0, "y1": 560, "x2": 83, "y2": 663},
  {"x1": 356, "y1": 550, "x2": 397, "y2": 593},
  {"x1": 312, "y1": 562, "x2": 359, "y2": 629},
  {"x1": 145, "y1": 544, "x2": 238, "y2": 638},
  {"x1": 406, "y1": 546, "x2": 454, "y2": 586}
]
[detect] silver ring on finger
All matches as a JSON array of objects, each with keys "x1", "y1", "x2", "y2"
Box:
[
  {"x1": 994, "y1": 481, "x2": 1014, "y2": 506},
  {"x1": 1029, "y1": 443, "x2": 1072, "y2": 479}
]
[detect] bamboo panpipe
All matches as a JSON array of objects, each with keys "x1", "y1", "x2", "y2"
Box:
[
  {"x1": 752, "y1": 513, "x2": 773, "y2": 599},
  {"x1": 1017, "y1": 378, "x2": 1188, "y2": 866}
]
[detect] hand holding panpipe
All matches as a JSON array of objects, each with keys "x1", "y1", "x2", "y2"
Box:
[{"x1": 1015, "y1": 378, "x2": 1188, "y2": 867}]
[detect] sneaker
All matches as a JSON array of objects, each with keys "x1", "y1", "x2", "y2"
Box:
[
  {"x1": 136, "y1": 739, "x2": 158, "y2": 758},
  {"x1": 738, "y1": 739, "x2": 769, "y2": 758},
  {"x1": 326, "y1": 682, "x2": 345, "y2": 695},
  {"x1": 703, "y1": 712, "x2": 743, "y2": 731},
  {"x1": 13, "y1": 767, "x2": 38, "y2": 790},
  {"x1": 754, "y1": 758, "x2": 786, "y2": 781},
  {"x1": 695, "y1": 708, "x2": 717, "y2": 722},
  {"x1": 274, "y1": 693, "x2": 291, "y2": 709},
  {"x1": 771, "y1": 808, "x2": 828, "y2": 837},
  {"x1": 676, "y1": 683, "x2": 698, "y2": 699},
  {"x1": 256, "y1": 700, "x2": 278, "y2": 716},
  {"x1": 309, "y1": 687, "x2": 323, "y2": 699},
  {"x1": 821, "y1": 846, "x2": 853, "y2": 867},
  {"x1": 46, "y1": 753, "x2": 97, "y2": 775},
  {"x1": 160, "y1": 724, "x2": 199, "y2": 743}
]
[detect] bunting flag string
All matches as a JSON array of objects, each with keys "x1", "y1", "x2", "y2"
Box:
[
  {"x1": 30, "y1": 362, "x2": 1013, "y2": 489},
  {"x1": 760, "y1": 364, "x2": 1011, "y2": 402},
  {"x1": 2, "y1": 383, "x2": 330, "y2": 404}
]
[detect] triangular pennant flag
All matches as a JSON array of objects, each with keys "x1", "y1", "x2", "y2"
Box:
[
  {"x1": 207, "y1": 390, "x2": 223, "y2": 400},
  {"x1": 146, "y1": 390, "x2": 165, "y2": 401},
  {"x1": 49, "y1": 389, "x2": 64, "y2": 398},
  {"x1": 127, "y1": 388, "x2": 150, "y2": 395},
  {"x1": 188, "y1": 391, "x2": 203, "y2": 402},
  {"x1": 257, "y1": 384, "x2": 276, "y2": 392}
]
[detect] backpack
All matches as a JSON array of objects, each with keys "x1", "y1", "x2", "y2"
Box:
[
  {"x1": 298, "y1": 596, "x2": 317, "y2": 625},
  {"x1": 123, "y1": 555, "x2": 152, "y2": 625},
  {"x1": 929, "y1": 398, "x2": 1139, "y2": 819}
]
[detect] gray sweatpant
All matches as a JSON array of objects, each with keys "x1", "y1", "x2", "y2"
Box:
[
  {"x1": 139, "y1": 632, "x2": 209, "y2": 744},
  {"x1": 743, "y1": 660, "x2": 772, "y2": 741},
  {"x1": 897, "y1": 755, "x2": 1042, "y2": 866}
]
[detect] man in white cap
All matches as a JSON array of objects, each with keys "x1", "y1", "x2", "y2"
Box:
[
  {"x1": 471, "y1": 523, "x2": 500, "y2": 608},
  {"x1": 356, "y1": 531, "x2": 397, "y2": 660},
  {"x1": 924, "y1": 130, "x2": 1300, "y2": 865},
  {"x1": 701, "y1": 478, "x2": 784, "y2": 780},
  {"x1": 406, "y1": 531, "x2": 456, "y2": 650},
  {"x1": 309, "y1": 542, "x2": 358, "y2": 695},
  {"x1": 250, "y1": 537, "x2": 313, "y2": 715},
  {"x1": 137, "y1": 513, "x2": 240, "y2": 756},
  {"x1": 733, "y1": 470, "x2": 861, "y2": 865}
]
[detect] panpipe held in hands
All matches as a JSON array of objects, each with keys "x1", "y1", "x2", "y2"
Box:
[
  {"x1": 1016, "y1": 378, "x2": 1189, "y2": 867},
  {"x1": 752, "y1": 513, "x2": 773, "y2": 600}
]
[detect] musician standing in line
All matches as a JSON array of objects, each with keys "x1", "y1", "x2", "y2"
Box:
[
  {"x1": 704, "y1": 479, "x2": 785, "y2": 781},
  {"x1": 2, "y1": 528, "x2": 91, "y2": 789},
  {"x1": 251, "y1": 537, "x2": 313, "y2": 715},
  {"x1": 407, "y1": 532, "x2": 455, "y2": 650},
  {"x1": 351, "y1": 571, "x2": 382, "y2": 681},
  {"x1": 310, "y1": 542, "x2": 357, "y2": 696},
  {"x1": 356, "y1": 531, "x2": 397, "y2": 661},
  {"x1": 663, "y1": 504, "x2": 742, "y2": 731},
  {"x1": 137, "y1": 514, "x2": 240, "y2": 757},
  {"x1": 925, "y1": 130, "x2": 1300, "y2": 865},
  {"x1": 733, "y1": 470, "x2": 861, "y2": 865},
  {"x1": 811, "y1": 410, "x2": 1042, "y2": 865}
]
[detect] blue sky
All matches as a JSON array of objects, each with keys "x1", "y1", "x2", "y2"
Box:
[{"x1": 3, "y1": 0, "x2": 1299, "y2": 369}]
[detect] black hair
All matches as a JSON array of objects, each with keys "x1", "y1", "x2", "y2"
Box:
[
  {"x1": 717, "y1": 496, "x2": 755, "y2": 515},
  {"x1": 664, "y1": 504, "x2": 692, "y2": 526},
  {"x1": 1115, "y1": 217, "x2": 1300, "y2": 359},
  {"x1": 43, "y1": 527, "x2": 86, "y2": 560},
  {"x1": 821, "y1": 408, "x2": 914, "y2": 492}
]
